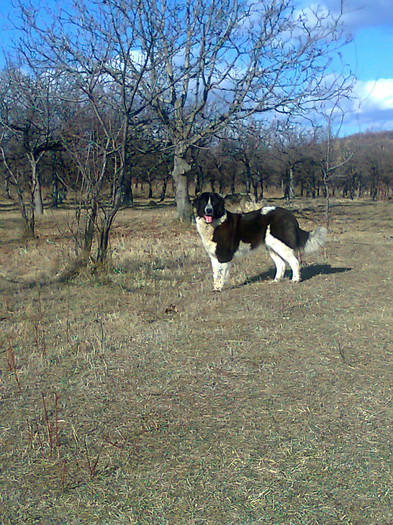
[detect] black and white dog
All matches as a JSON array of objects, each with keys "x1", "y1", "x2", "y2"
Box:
[{"x1": 194, "y1": 192, "x2": 327, "y2": 291}]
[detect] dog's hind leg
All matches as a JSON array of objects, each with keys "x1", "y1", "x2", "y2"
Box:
[
  {"x1": 210, "y1": 257, "x2": 230, "y2": 291},
  {"x1": 267, "y1": 249, "x2": 286, "y2": 282},
  {"x1": 266, "y1": 230, "x2": 300, "y2": 282},
  {"x1": 274, "y1": 247, "x2": 300, "y2": 282},
  {"x1": 287, "y1": 253, "x2": 300, "y2": 282}
]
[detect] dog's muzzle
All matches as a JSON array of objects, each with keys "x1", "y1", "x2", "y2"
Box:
[{"x1": 204, "y1": 206, "x2": 213, "y2": 223}]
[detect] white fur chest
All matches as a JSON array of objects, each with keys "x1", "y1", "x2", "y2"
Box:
[{"x1": 195, "y1": 217, "x2": 217, "y2": 257}]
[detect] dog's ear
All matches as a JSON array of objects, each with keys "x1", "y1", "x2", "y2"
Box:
[
  {"x1": 218, "y1": 196, "x2": 226, "y2": 216},
  {"x1": 192, "y1": 193, "x2": 206, "y2": 216},
  {"x1": 192, "y1": 192, "x2": 208, "y2": 206}
]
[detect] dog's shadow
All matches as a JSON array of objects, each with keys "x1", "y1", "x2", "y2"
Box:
[
  {"x1": 301, "y1": 264, "x2": 352, "y2": 281},
  {"x1": 239, "y1": 264, "x2": 352, "y2": 287}
]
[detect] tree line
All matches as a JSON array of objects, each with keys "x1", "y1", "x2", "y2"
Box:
[{"x1": 0, "y1": 0, "x2": 370, "y2": 266}]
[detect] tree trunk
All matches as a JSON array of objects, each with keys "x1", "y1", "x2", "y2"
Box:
[
  {"x1": 148, "y1": 180, "x2": 153, "y2": 199},
  {"x1": 284, "y1": 167, "x2": 295, "y2": 201},
  {"x1": 22, "y1": 200, "x2": 35, "y2": 239},
  {"x1": 5, "y1": 176, "x2": 12, "y2": 200},
  {"x1": 96, "y1": 192, "x2": 122, "y2": 264},
  {"x1": 83, "y1": 202, "x2": 98, "y2": 261},
  {"x1": 194, "y1": 169, "x2": 202, "y2": 195},
  {"x1": 357, "y1": 179, "x2": 362, "y2": 199},
  {"x1": 159, "y1": 175, "x2": 169, "y2": 202},
  {"x1": 172, "y1": 154, "x2": 192, "y2": 221},
  {"x1": 25, "y1": 216, "x2": 35, "y2": 238},
  {"x1": 51, "y1": 173, "x2": 59, "y2": 207},
  {"x1": 370, "y1": 168, "x2": 379, "y2": 201},
  {"x1": 122, "y1": 180, "x2": 134, "y2": 206},
  {"x1": 259, "y1": 180, "x2": 264, "y2": 199},
  {"x1": 30, "y1": 156, "x2": 44, "y2": 215},
  {"x1": 252, "y1": 180, "x2": 258, "y2": 200},
  {"x1": 18, "y1": 189, "x2": 35, "y2": 238},
  {"x1": 97, "y1": 215, "x2": 115, "y2": 264},
  {"x1": 34, "y1": 182, "x2": 44, "y2": 214}
]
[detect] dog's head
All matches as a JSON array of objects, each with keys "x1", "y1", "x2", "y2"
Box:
[{"x1": 194, "y1": 192, "x2": 226, "y2": 224}]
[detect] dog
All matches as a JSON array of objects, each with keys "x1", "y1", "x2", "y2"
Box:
[{"x1": 194, "y1": 192, "x2": 327, "y2": 291}]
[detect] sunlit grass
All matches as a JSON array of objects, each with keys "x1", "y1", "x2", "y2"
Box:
[{"x1": 1, "y1": 198, "x2": 393, "y2": 524}]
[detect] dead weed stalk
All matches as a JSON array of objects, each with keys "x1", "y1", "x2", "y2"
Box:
[
  {"x1": 27, "y1": 393, "x2": 61, "y2": 459},
  {"x1": 32, "y1": 291, "x2": 47, "y2": 357},
  {"x1": 84, "y1": 437, "x2": 103, "y2": 480},
  {"x1": 6, "y1": 342, "x2": 22, "y2": 392}
]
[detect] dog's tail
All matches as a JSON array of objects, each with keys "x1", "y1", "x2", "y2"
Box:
[{"x1": 302, "y1": 226, "x2": 327, "y2": 254}]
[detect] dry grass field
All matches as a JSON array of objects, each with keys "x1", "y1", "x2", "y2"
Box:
[{"x1": 1, "y1": 195, "x2": 393, "y2": 524}]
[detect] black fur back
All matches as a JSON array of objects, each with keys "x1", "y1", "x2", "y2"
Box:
[{"x1": 265, "y1": 207, "x2": 309, "y2": 251}]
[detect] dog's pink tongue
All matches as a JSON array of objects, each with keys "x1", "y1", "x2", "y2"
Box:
[{"x1": 204, "y1": 215, "x2": 213, "y2": 223}]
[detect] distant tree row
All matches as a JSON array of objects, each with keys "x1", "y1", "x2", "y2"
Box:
[{"x1": 2, "y1": 86, "x2": 392, "y2": 211}]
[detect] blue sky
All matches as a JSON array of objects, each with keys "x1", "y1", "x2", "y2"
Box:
[
  {"x1": 1, "y1": 0, "x2": 393, "y2": 136},
  {"x1": 312, "y1": 0, "x2": 393, "y2": 135}
]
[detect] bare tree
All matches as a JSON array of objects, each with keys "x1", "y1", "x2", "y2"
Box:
[
  {"x1": 211, "y1": 140, "x2": 240, "y2": 195},
  {"x1": 16, "y1": 0, "x2": 155, "y2": 263},
  {"x1": 121, "y1": 0, "x2": 353, "y2": 220},
  {"x1": 313, "y1": 104, "x2": 354, "y2": 223},
  {"x1": 267, "y1": 124, "x2": 318, "y2": 200},
  {"x1": 226, "y1": 122, "x2": 274, "y2": 200},
  {"x1": 0, "y1": 64, "x2": 62, "y2": 237}
]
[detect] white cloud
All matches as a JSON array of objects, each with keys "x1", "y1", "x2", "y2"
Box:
[
  {"x1": 355, "y1": 78, "x2": 393, "y2": 112},
  {"x1": 309, "y1": 0, "x2": 393, "y2": 31},
  {"x1": 338, "y1": 77, "x2": 393, "y2": 135}
]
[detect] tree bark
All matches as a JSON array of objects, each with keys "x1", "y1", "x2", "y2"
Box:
[
  {"x1": 31, "y1": 161, "x2": 44, "y2": 215},
  {"x1": 22, "y1": 203, "x2": 35, "y2": 239},
  {"x1": 284, "y1": 167, "x2": 295, "y2": 201},
  {"x1": 172, "y1": 154, "x2": 192, "y2": 221},
  {"x1": 96, "y1": 189, "x2": 122, "y2": 264},
  {"x1": 27, "y1": 152, "x2": 45, "y2": 215},
  {"x1": 159, "y1": 175, "x2": 169, "y2": 202},
  {"x1": 83, "y1": 202, "x2": 98, "y2": 261}
]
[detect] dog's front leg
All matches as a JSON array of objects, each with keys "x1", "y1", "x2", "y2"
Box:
[{"x1": 210, "y1": 257, "x2": 230, "y2": 291}]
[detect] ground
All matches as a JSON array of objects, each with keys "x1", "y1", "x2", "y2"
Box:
[{"x1": 0, "y1": 197, "x2": 393, "y2": 524}]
